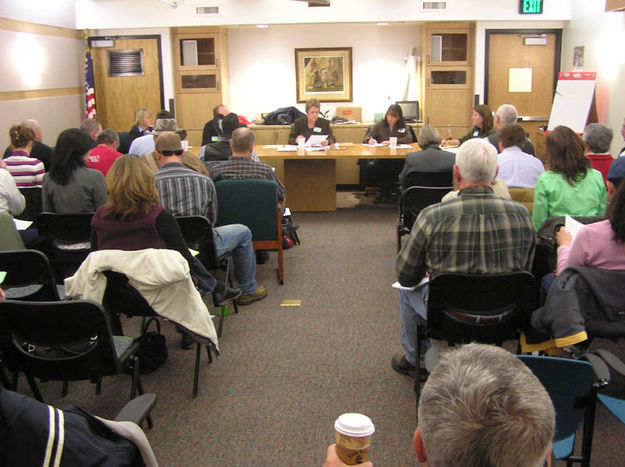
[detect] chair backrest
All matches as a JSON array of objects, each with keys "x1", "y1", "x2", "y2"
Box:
[
  {"x1": 214, "y1": 179, "x2": 280, "y2": 242},
  {"x1": 0, "y1": 300, "x2": 120, "y2": 381},
  {"x1": 117, "y1": 132, "x2": 131, "y2": 154},
  {"x1": 16, "y1": 187, "x2": 43, "y2": 222},
  {"x1": 0, "y1": 213, "x2": 26, "y2": 251},
  {"x1": 426, "y1": 271, "x2": 537, "y2": 344},
  {"x1": 175, "y1": 215, "x2": 221, "y2": 269},
  {"x1": 399, "y1": 171, "x2": 453, "y2": 231},
  {"x1": 36, "y1": 212, "x2": 94, "y2": 244},
  {"x1": 509, "y1": 188, "x2": 534, "y2": 215},
  {"x1": 0, "y1": 250, "x2": 60, "y2": 300}
]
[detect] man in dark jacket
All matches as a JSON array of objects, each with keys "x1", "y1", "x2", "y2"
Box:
[{"x1": 201, "y1": 104, "x2": 229, "y2": 146}]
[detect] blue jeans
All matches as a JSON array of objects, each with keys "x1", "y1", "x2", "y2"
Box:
[
  {"x1": 214, "y1": 224, "x2": 257, "y2": 295},
  {"x1": 399, "y1": 284, "x2": 429, "y2": 367}
]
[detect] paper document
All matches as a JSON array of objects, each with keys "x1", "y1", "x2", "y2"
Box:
[
  {"x1": 363, "y1": 143, "x2": 386, "y2": 148},
  {"x1": 565, "y1": 215, "x2": 585, "y2": 239},
  {"x1": 278, "y1": 145, "x2": 298, "y2": 152},
  {"x1": 395, "y1": 144, "x2": 412, "y2": 149},
  {"x1": 305, "y1": 147, "x2": 327, "y2": 152},
  {"x1": 263, "y1": 145, "x2": 282, "y2": 149},
  {"x1": 13, "y1": 219, "x2": 32, "y2": 230},
  {"x1": 283, "y1": 208, "x2": 291, "y2": 217},
  {"x1": 306, "y1": 135, "x2": 328, "y2": 146},
  {"x1": 392, "y1": 276, "x2": 429, "y2": 291}
]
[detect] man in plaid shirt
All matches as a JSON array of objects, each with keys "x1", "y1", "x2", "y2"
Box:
[
  {"x1": 392, "y1": 139, "x2": 535, "y2": 377},
  {"x1": 208, "y1": 128, "x2": 286, "y2": 202}
]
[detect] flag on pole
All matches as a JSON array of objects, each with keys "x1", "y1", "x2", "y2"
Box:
[{"x1": 84, "y1": 47, "x2": 97, "y2": 119}]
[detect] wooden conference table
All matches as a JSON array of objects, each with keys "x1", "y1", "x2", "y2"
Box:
[{"x1": 255, "y1": 144, "x2": 419, "y2": 212}]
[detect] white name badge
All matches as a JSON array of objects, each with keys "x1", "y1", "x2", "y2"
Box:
[
  {"x1": 473, "y1": 130, "x2": 479, "y2": 137},
  {"x1": 398, "y1": 128, "x2": 406, "y2": 133},
  {"x1": 313, "y1": 127, "x2": 322, "y2": 133}
]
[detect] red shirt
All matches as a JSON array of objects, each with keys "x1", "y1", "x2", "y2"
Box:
[{"x1": 87, "y1": 145, "x2": 122, "y2": 177}]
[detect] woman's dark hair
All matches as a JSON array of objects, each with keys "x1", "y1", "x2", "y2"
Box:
[
  {"x1": 49, "y1": 128, "x2": 95, "y2": 185},
  {"x1": 473, "y1": 105, "x2": 494, "y2": 132},
  {"x1": 9, "y1": 125, "x2": 34, "y2": 149},
  {"x1": 384, "y1": 104, "x2": 406, "y2": 130},
  {"x1": 545, "y1": 125, "x2": 590, "y2": 186},
  {"x1": 608, "y1": 178, "x2": 625, "y2": 243}
]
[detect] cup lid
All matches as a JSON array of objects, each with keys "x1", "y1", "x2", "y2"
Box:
[{"x1": 334, "y1": 413, "x2": 375, "y2": 437}]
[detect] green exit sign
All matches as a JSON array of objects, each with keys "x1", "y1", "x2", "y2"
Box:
[{"x1": 520, "y1": 0, "x2": 543, "y2": 14}]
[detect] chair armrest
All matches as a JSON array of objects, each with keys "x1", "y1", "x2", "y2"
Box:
[
  {"x1": 582, "y1": 353, "x2": 610, "y2": 390},
  {"x1": 115, "y1": 393, "x2": 157, "y2": 425}
]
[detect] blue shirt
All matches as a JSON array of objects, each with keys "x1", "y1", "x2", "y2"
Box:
[{"x1": 498, "y1": 146, "x2": 545, "y2": 188}]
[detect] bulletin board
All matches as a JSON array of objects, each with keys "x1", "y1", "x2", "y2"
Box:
[{"x1": 547, "y1": 72, "x2": 597, "y2": 133}]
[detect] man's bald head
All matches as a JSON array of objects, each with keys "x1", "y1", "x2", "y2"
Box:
[
  {"x1": 231, "y1": 127, "x2": 255, "y2": 156},
  {"x1": 21, "y1": 119, "x2": 42, "y2": 142}
]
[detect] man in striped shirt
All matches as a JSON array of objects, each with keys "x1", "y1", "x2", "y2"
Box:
[{"x1": 392, "y1": 139, "x2": 535, "y2": 377}]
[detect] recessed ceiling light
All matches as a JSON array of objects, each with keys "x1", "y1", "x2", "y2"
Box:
[
  {"x1": 377, "y1": 22, "x2": 389, "y2": 26},
  {"x1": 256, "y1": 24, "x2": 269, "y2": 28}
]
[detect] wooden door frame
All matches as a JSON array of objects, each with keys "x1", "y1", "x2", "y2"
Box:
[
  {"x1": 88, "y1": 35, "x2": 165, "y2": 112},
  {"x1": 484, "y1": 29, "x2": 562, "y2": 106}
]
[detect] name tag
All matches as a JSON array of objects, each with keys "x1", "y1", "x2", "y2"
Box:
[
  {"x1": 211, "y1": 136, "x2": 220, "y2": 142},
  {"x1": 473, "y1": 130, "x2": 479, "y2": 137},
  {"x1": 313, "y1": 127, "x2": 322, "y2": 133},
  {"x1": 398, "y1": 128, "x2": 406, "y2": 133}
]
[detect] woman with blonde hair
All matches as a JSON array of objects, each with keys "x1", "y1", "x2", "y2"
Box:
[
  {"x1": 91, "y1": 155, "x2": 240, "y2": 307},
  {"x1": 127, "y1": 108, "x2": 153, "y2": 145}
]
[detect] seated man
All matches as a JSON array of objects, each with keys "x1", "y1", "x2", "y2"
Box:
[
  {"x1": 497, "y1": 123, "x2": 545, "y2": 188},
  {"x1": 392, "y1": 139, "x2": 535, "y2": 375},
  {"x1": 607, "y1": 155, "x2": 625, "y2": 199},
  {"x1": 80, "y1": 118, "x2": 102, "y2": 141},
  {"x1": 201, "y1": 112, "x2": 243, "y2": 162},
  {"x1": 209, "y1": 127, "x2": 286, "y2": 203},
  {"x1": 326, "y1": 344, "x2": 555, "y2": 467},
  {"x1": 87, "y1": 129, "x2": 123, "y2": 177},
  {"x1": 202, "y1": 104, "x2": 229, "y2": 146},
  {"x1": 398, "y1": 124, "x2": 455, "y2": 191},
  {"x1": 154, "y1": 131, "x2": 267, "y2": 306},
  {"x1": 584, "y1": 123, "x2": 614, "y2": 186},
  {"x1": 487, "y1": 104, "x2": 535, "y2": 155}
]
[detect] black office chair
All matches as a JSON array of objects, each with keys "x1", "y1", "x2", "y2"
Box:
[
  {"x1": 397, "y1": 171, "x2": 453, "y2": 251},
  {"x1": 175, "y1": 215, "x2": 238, "y2": 337},
  {"x1": 0, "y1": 300, "x2": 146, "y2": 408},
  {"x1": 518, "y1": 355, "x2": 608, "y2": 467},
  {"x1": 35, "y1": 212, "x2": 94, "y2": 280},
  {"x1": 15, "y1": 187, "x2": 43, "y2": 222},
  {"x1": 414, "y1": 272, "x2": 537, "y2": 408},
  {"x1": 0, "y1": 249, "x2": 64, "y2": 301}
]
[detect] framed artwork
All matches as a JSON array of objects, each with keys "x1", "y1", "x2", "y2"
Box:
[{"x1": 294, "y1": 47, "x2": 353, "y2": 103}]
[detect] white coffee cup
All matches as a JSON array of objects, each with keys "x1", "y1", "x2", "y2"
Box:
[
  {"x1": 181, "y1": 140, "x2": 189, "y2": 150},
  {"x1": 389, "y1": 137, "x2": 398, "y2": 148},
  {"x1": 297, "y1": 136, "x2": 306, "y2": 149},
  {"x1": 334, "y1": 413, "x2": 375, "y2": 465}
]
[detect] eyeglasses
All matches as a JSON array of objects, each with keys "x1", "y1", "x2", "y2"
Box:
[{"x1": 160, "y1": 149, "x2": 183, "y2": 156}]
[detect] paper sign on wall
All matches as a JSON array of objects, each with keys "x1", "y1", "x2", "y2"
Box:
[
  {"x1": 548, "y1": 72, "x2": 597, "y2": 133},
  {"x1": 509, "y1": 68, "x2": 533, "y2": 93}
]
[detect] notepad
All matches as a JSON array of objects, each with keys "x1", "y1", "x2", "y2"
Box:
[
  {"x1": 278, "y1": 145, "x2": 298, "y2": 152},
  {"x1": 13, "y1": 219, "x2": 32, "y2": 230},
  {"x1": 306, "y1": 135, "x2": 328, "y2": 146},
  {"x1": 565, "y1": 215, "x2": 584, "y2": 239}
]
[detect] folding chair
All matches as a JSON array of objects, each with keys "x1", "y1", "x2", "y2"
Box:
[
  {"x1": 175, "y1": 215, "x2": 238, "y2": 337},
  {"x1": 397, "y1": 171, "x2": 453, "y2": 251},
  {"x1": 0, "y1": 249, "x2": 64, "y2": 301},
  {"x1": 215, "y1": 179, "x2": 284, "y2": 284},
  {"x1": 518, "y1": 355, "x2": 608, "y2": 467},
  {"x1": 415, "y1": 272, "x2": 537, "y2": 410},
  {"x1": 0, "y1": 300, "x2": 147, "y2": 413}
]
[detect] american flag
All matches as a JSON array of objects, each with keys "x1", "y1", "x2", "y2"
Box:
[{"x1": 84, "y1": 48, "x2": 97, "y2": 119}]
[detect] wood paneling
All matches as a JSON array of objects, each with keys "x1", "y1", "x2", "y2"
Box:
[
  {"x1": 92, "y1": 38, "x2": 162, "y2": 132},
  {"x1": 0, "y1": 17, "x2": 82, "y2": 39},
  {"x1": 0, "y1": 87, "x2": 81, "y2": 101}
]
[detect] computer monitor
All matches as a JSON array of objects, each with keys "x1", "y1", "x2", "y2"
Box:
[{"x1": 396, "y1": 100, "x2": 420, "y2": 122}]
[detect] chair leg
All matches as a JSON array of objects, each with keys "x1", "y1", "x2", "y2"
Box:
[
  {"x1": 95, "y1": 377, "x2": 102, "y2": 395},
  {"x1": 130, "y1": 355, "x2": 139, "y2": 400},
  {"x1": 217, "y1": 306, "x2": 225, "y2": 338},
  {"x1": 397, "y1": 227, "x2": 402, "y2": 253},
  {"x1": 193, "y1": 342, "x2": 202, "y2": 398},
  {"x1": 226, "y1": 257, "x2": 239, "y2": 315},
  {"x1": 277, "y1": 246, "x2": 284, "y2": 285},
  {"x1": 62, "y1": 380, "x2": 69, "y2": 397},
  {"x1": 414, "y1": 324, "x2": 422, "y2": 423},
  {"x1": 580, "y1": 391, "x2": 599, "y2": 467},
  {"x1": 26, "y1": 374, "x2": 44, "y2": 402},
  {"x1": 206, "y1": 344, "x2": 213, "y2": 363}
]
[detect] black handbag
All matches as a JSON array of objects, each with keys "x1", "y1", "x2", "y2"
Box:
[{"x1": 135, "y1": 318, "x2": 168, "y2": 375}]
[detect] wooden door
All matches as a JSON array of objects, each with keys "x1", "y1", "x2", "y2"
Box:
[
  {"x1": 486, "y1": 31, "x2": 560, "y2": 143},
  {"x1": 92, "y1": 37, "x2": 163, "y2": 132}
]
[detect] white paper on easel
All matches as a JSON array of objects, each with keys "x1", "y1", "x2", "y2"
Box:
[{"x1": 548, "y1": 72, "x2": 596, "y2": 133}]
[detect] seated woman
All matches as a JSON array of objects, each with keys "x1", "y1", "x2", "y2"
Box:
[
  {"x1": 555, "y1": 179, "x2": 625, "y2": 275},
  {"x1": 441, "y1": 104, "x2": 495, "y2": 148},
  {"x1": 288, "y1": 99, "x2": 335, "y2": 146},
  {"x1": 42, "y1": 128, "x2": 107, "y2": 213},
  {"x1": 532, "y1": 125, "x2": 607, "y2": 230},
  {"x1": 583, "y1": 123, "x2": 614, "y2": 186},
  {"x1": 4, "y1": 125, "x2": 45, "y2": 188},
  {"x1": 91, "y1": 155, "x2": 241, "y2": 311},
  {"x1": 127, "y1": 108, "x2": 153, "y2": 146},
  {"x1": 363, "y1": 105, "x2": 414, "y2": 203}
]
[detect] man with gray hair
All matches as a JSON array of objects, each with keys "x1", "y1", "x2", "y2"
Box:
[
  {"x1": 584, "y1": 123, "x2": 614, "y2": 186},
  {"x1": 415, "y1": 343, "x2": 554, "y2": 466},
  {"x1": 3, "y1": 119, "x2": 52, "y2": 170},
  {"x1": 488, "y1": 104, "x2": 535, "y2": 155},
  {"x1": 86, "y1": 129, "x2": 122, "y2": 177},
  {"x1": 398, "y1": 124, "x2": 455, "y2": 191},
  {"x1": 80, "y1": 118, "x2": 102, "y2": 141},
  {"x1": 392, "y1": 139, "x2": 535, "y2": 376}
]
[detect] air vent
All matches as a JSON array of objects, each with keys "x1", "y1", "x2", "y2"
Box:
[
  {"x1": 422, "y1": 1, "x2": 447, "y2": 11},
  {"x1": 196, "y1": 6, "x2": 219, "y2": 14},
  {"x1": 107, "y1": 49, "x2": 144, "y2": 77}
]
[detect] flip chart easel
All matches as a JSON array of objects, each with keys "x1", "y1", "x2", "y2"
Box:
[{"x1": 548, "y1": 72, "x2": 598, "y2": 133}]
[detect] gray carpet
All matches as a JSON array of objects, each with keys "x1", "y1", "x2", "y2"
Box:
[{"x1": 19, "y1": 200, "x2": 625, "y2": 466}]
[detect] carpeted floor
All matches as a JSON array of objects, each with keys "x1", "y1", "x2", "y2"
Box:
[{"x1": 19, "y1": 198, "x2": 625, "y2": 466}]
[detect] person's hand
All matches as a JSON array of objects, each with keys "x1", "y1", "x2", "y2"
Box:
[
  {"x1": 368, "y1": 138, "x2": 377, "y2": 145},
  {"x1": 321, "y1": 140, "x2": 329, "y2": 147},
  {"x1": 381, "y1": 140, "x2": 390, "y2": 146},
  {"x1": 323, "y1": 444, "x2": 372, "y2": 467},
  {"x1": 441, "y1": 139, "x2": 459, "y2": 147},
  {"x1": 0, "y1": 288, "x2": 5, "y2": 301},
  {"x1": 0, "y1": 159, "x2": 6, "y2": 170},
  {"x1": 556, "y1": 227, "x2": 572, "y2": 247}
]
